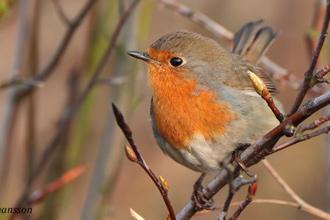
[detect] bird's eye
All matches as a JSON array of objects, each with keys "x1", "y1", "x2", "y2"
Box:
[{"x1": 170, "y1": 57, "x2": 183, "y2": 67}]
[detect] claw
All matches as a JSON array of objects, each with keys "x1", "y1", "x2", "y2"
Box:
[{"x1": 191, "y1": 173, "x2": 214, "y2": 211}]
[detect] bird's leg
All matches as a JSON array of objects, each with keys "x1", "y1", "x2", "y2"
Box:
[
  {"x1": 191, "y1": 173, "x2": 214, "y2": 211},
  {"x1": 230, "y1": 144, "x2": 253, "y2": 177}
]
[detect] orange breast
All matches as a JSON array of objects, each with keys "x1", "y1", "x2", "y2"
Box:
[{"x1": 147, "y1": 49, "x2": 235, "y2": 149}]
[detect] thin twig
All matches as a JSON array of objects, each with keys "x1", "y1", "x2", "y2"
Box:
[
  {"x1": 0, "y1": 77, "x2": 42, "y2": 90},
  {"x1": 15, "y1": 0, "x2": 97, "y2": 99},
  {"x1": 197, "y1": 199, "x2": 327, "y2": 218},
  {"x1": 272, "y1": 124, "x2": 330, "y2": 153},
  {"x1": 9, "y1": 164, "x2": 87, "y2": 220},
  {"x1": 159, "y1": 0, "x2": 233, "y2": 43},
  {"x1": 288, "y1": 0, "x2": 330, "y2": 116},
  {"x1": 314, "y1": 63, "x2": 330, "y2": 84},
  {"x1": 296, "y1": 114, "x2": 330, "y2": 135},
  {"x1": 112, "y1": 103, "x2": 176, "y2": 220},
  {"x1": 227, "y1": 181, "x2": 258, "y2": 220},
  {"x1": 52, "y1": 0, "x2": 71, "y2": 26},
  {"x1": 217, "y1": 174, "x2": 257, "y2": 220},
  {"x1": 272, "y1": 114, "x2": 330, "y2": 152},
  {"x1": 262, "y1": 159, "x2": 330, "y2": 220}
]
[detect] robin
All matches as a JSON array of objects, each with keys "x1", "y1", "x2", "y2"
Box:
[{"x1": 127, "y1": 20, "x2": 281, "y2": 174}]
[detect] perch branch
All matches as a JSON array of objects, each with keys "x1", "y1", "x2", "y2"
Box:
[{"x1": 176, "y1": 91, "x2": 330, "y2": 220}]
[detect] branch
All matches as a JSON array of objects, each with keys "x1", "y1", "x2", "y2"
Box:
[
  {"x1": 158, "y1": 0, "x2": 233, "y2": 43},
  {"x1": 176, "y1": 91, "x2": 330, "y2": 220},
  {"x1": 217, "y1": 174, "x2": 257, "y2": 220},
  {"x1": 0, "y1": 76, "x2": 42, "y2": 90},
  {"x1": 197, "y1": 199, "x2": 328, "y2": 219},
  {"x1": 288, "y1": 0, "x2": 330, "y2": 116},
  {"x1": 261, "y1": 160, "x2": 330, "y2": 220},
  {"x1": 112, "y1": 103, "x2": 176, "y2": 220},
  {"x1": 272, "y1": 115, "x2": 330, "y2": 153},
  {"x1": 313, "y1": 63, "x2": 330, "y2": 84},
  {"x1": 247, "y1": 70, "x2": 285, "y2": 123},
  {"x1": 9, "y1": 164, "x2": 86, "y2": 220},
  {"x1": 227, "y1": 181, "x2": 258, "y2": 220},
  {"x1": 52, "y1": 0, "x2": 71, "y2": 26},
  {"x1": 15, "y1": 0, "x2": 97, "y2": 99}
]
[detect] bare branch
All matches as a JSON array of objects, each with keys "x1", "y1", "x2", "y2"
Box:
[
  {"x1": 296, "y1": 114, "x2": 330, "y2": 135},
  {"x1": 198, "y1": 199, "x2": 329, "y2": 219},
  {"x1": 314, "y1": 63, "x2": 330, "y2": 84},
  {"x1": 288, "y1": 0, "x2": 330, "y2": 116},
  {"x1": 52, "y1": 0, "x2": 71, "y2": 26},
  {"x1": 159, "y1": 0, "x2": 233, "y2": 43},
  {"x1": 227, "y1": 180, "x2": 258, "y2": 220},
  {"x1": 217, "y1": 174, "x2": 257, "y2": 220},
  {"x1": 272, "y1": 124, "x2": 330, "y2": 153},
  {"x1": 112, "y1": 103, "x2": 176, "y2": 220},
  {"x1": 261, "y1": 160, "x2": 330, "y2": 220}
]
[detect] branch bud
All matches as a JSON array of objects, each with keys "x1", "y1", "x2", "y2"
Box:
[
  {"x1": 129, "y1": 208, "x2": 145, "y2": 220},
  {"x1": 247, "y1": 70, "x2": 267, "y2": 96},
  {"x1": 247, "y1": 180, "x2": 258, "y2": 201},
  {"x1": 125, "y1": 146, "x2": 138, "y2": 162},
  {"x1": 158, "y1": 175, "x2": 169, "y2": 191}
]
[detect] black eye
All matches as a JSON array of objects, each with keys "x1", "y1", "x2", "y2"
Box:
[{"x1": 170, "y1": 57, "x2": 183, "y2": 67}]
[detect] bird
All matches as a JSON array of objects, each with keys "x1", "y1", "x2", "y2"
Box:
[{"x1": 127, "y1": 20, "x2": 281, "y2": 174}]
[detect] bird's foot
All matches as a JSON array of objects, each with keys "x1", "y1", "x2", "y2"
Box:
[
  {"x1": 230, "y1": 144, "x2": 253, "y2": 177},
  {"x1": 191, "y1": 173, "x2": 215, "y2": 211}
]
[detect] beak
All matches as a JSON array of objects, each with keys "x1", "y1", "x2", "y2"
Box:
[{"x1": 127, "y1": 51, "x2": 156, "y2": 63}]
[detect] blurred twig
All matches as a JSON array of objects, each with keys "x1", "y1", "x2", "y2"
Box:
[
  {"x1": 198, "y1": 199, "x2": 329, "y2": 218},
  {"x1": 9, "y1": 164, "x2": 87, "y2": 220},
  {"x1": 81, "y1": 1, "x2": 142, "y2": 219},
  {"x1": 24, "y1": 0, "x2": 41, "y2": 198},
  {"x1": 14, "y1": 0, "x2": 97, "y2": 99},
  {"x1": 197, "y1": 160, "x2": 330, "y2": 220},
  {"x1": 0, "y1": 0, "x2": 28, "y2": 191},
  {"x1": 52, "y1": 0, "x2": 71, "y2": 26},
  {"x1": 13, "y1": 0, "x2": 140, "y2": 212},
  {"x1": 261, "y1": 160, "x2": 330, "y2": 220},
  {"x1": 159, "y1": 0, "x2": 233, "y2": 43}
]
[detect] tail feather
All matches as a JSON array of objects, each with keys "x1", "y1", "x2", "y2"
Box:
[{"x1": 232, "y1": 19, "x2": 279, "y2": 65}]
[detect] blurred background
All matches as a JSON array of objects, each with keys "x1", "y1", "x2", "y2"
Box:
[{"x1": 0, "y1": 0, "x2": 328, "y2": 219}]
